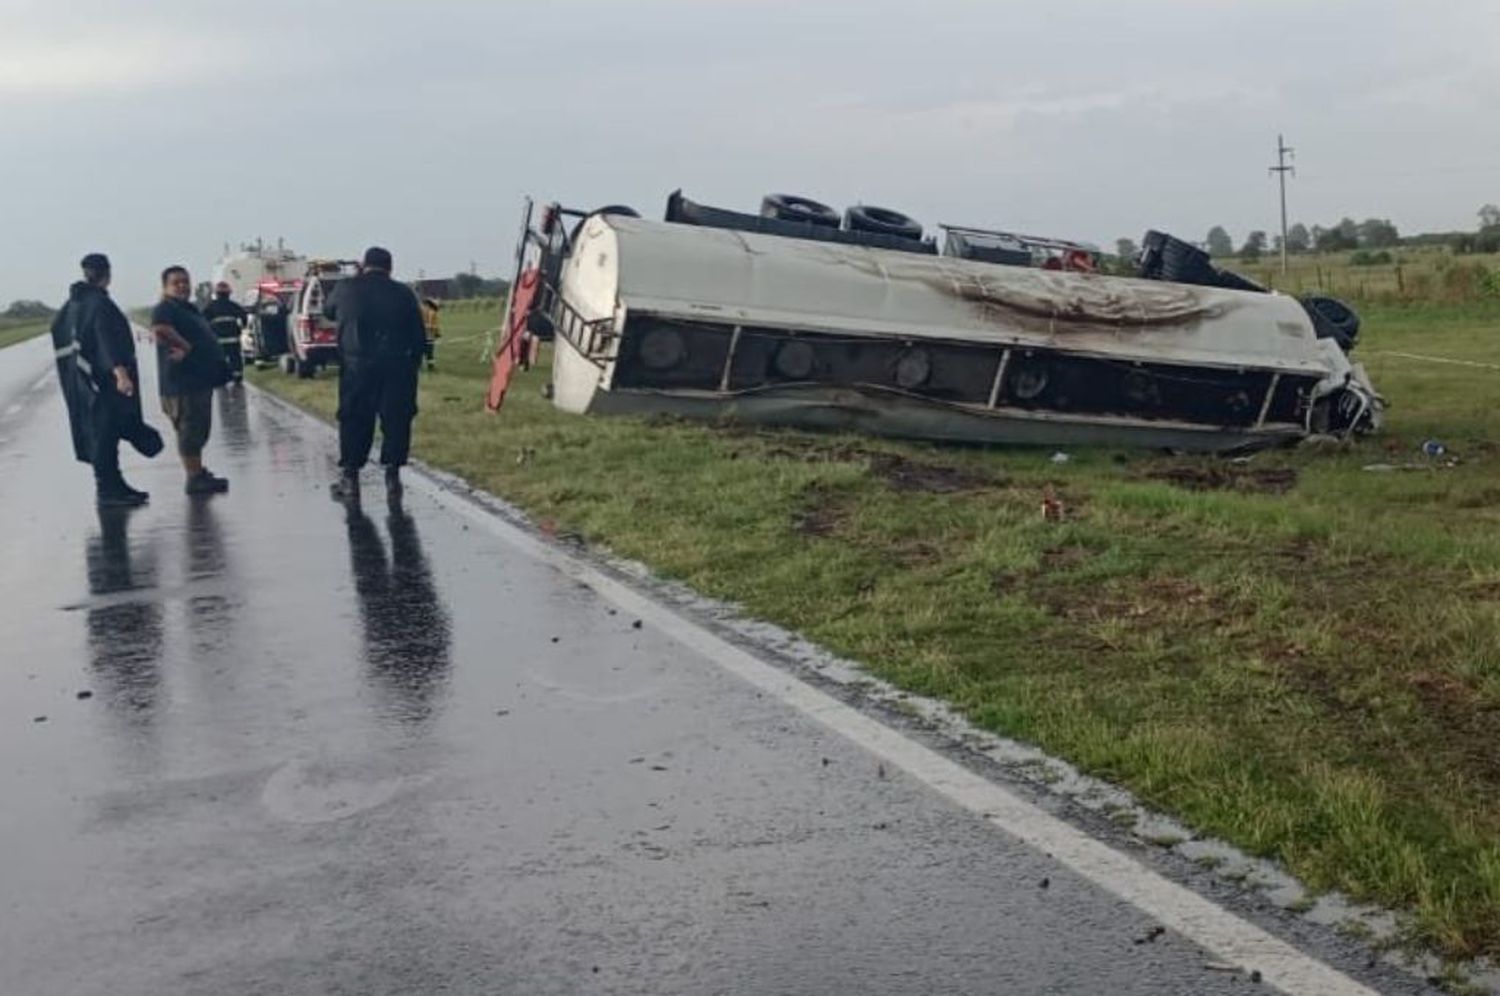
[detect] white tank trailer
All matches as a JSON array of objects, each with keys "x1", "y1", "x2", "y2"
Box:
[
  {"x1": 210, "y1": 240, "x2": 307, "y2": 307},
  {"x1": 498, "y1": 193, "x2": 1382, "y2": 452}
]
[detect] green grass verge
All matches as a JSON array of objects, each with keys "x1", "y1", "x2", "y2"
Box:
[
  {"x1": 0, "y1": 320, "x2": 48, "y2": 351},
  {"x1": 252, "y1": 300, "x2": 1500, "y2": 959}
]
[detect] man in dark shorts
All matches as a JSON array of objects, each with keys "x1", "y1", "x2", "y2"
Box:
[
  {"x1": 324, "y1": 246, "x2": 427, "y2": 504},
  {"x1": 203, "y1": 281, "x2": 248, "y2": 382},
  {"x1": 151, "y1": 266, "x2": 230, "y2": 495}
]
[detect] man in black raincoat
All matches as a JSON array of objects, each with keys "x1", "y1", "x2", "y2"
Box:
[
  {"x1": 324, "y1": 246, "x2": 427, "y2": 503},
  {"x1": 202, "y1": 281, "x2": 248, "y2": 382},
  {"x1": 50, "y1": 253, "x2": 163, "y2": 507}
]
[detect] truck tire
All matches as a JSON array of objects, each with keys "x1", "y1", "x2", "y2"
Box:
[
  {"x1": 1139, "y1": 231, "x2": 1215, "y2": 284},
  {"x1": 761, "y1": 194, "x2": 840, "y2": 228},
  {"x1": 1214, "y1": 268, "x2": 1267, "y2": 293},
  {"x1": 1301, "y1": 296, "x2": 1360, "y2": 352},
  {"x1": 844, "y1": 205, "x2": 923, "y2": 241},
  {"x1": 570, "y1": 205, "x2": 640, "y2": 243}
]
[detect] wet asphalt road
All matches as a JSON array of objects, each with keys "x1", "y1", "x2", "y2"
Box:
[{"x1": 0, "y1": 335, "x2": 1420, "y2": 996}]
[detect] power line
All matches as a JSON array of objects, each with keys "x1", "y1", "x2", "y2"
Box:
[{"x1": 1269, "y1": 134, "x2": 1295, "y2": 275}]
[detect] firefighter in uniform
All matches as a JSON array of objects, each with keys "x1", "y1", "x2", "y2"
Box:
[
  {"x1": 419, "y1": 296, "x2": 441, "y2": 369},
  {"x1": 323, "y1": 247, "x2": 427, "y2": 504},
  {"x1": 203, "y1": 281, "x2": 248, "y2": 382}
]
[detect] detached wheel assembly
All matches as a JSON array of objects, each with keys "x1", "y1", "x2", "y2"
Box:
[
  {"x1": 844, "y1": 205, "x2": 923, "y2": 242},
  {"x1": 761, "y1": 194, "x2": 840, "y2": 228}
]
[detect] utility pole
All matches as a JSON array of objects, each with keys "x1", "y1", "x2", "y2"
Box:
[{"x1": 1269, "y1": 134, "x2": 1295, "y2": 275}]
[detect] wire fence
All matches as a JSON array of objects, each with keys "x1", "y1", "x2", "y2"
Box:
[{"x1": 1234, "y1": 251, "x2": 1500, "y2": 307}]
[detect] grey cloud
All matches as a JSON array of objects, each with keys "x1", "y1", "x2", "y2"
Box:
[{"x1": 3, "y1": 0, "x2": 1500, "y2": 305}]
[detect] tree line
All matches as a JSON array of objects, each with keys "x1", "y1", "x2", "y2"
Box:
[
  {"x1": 447, "y1": 272, "x2": 510, "y2": 299},
  {"x1": 1, "y1": 299, "x2": 55, "y2": 323},
  {"x1": 1115, "y1": 205, "x2": 1500, "y2": 263}
]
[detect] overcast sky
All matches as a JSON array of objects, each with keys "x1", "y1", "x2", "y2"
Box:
[{"x1": 3, "y1": 0, "x2": 1500, "y2": 307}]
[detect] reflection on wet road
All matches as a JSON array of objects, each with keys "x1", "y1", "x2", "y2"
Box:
[
  {"x1": 0, "y1": 344, "x2": 1424, "y2": 996},
  {"x1": 86, "y1": 507, "x2": 163, "y2": 757},
  {"x1": 346, "y1": 503, "x2": 451, "y2": 726}
]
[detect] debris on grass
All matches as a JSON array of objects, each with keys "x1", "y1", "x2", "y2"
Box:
[
  {"x1": 1040, "y1": 487, "x2": 1065, "y2": 521},
  {"x1": 250, "y1": 300, "x2": 1500, "y2": 962},
  {"x1": 1143, "y1": 462, "x2": 1300, "y2": 494},
  {"x1": 792, "y1": 481, "x2": 854, "y2": 537},
  {"x1": 1363, "y1": 460, "x2": 1461, "y2": 472},
  {"x1": 749, "y1": 433, "x2": 994, "y2": 494}
]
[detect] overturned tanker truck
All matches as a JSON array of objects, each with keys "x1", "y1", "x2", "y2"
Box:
[{"x1": 487, "y1": 191, "x2": 1382, "y2": 451}]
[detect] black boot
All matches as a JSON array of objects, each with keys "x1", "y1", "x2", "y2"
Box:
[
  {"x1": 185, "y1": 469, "x2": 229, "y2": 495},
  {"x1": 383, "y1": 465, "x2": 403, "y2": 496},
  {"x1": 97, "y1": 480, "x2": 148, "y2": 507},
  {"x1": 330, "y1": 470, "x2": 360, "y2": 503}
]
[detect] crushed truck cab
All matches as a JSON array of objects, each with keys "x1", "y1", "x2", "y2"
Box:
[{"x1": 492, "y1": 194, "x2": 1382, "y2": 452}]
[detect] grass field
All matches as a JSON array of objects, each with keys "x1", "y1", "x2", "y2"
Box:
[
  {"x1": 1227, "y1": 247, "x2": 1500, "y2": 307},
  {"x1": 253, "y1": 298, "x2": 1500, "y2": 962},
  {"x1": 0, "y1": 319, "x2": 48, "y2": 352}
]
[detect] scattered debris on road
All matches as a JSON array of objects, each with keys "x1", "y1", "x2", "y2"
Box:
[{"x1": 1134, "y1": 925, "x2": 1167, "y2": 945}]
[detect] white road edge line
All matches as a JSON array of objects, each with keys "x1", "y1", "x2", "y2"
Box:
[{"x1": 404, "y1": 471, "x2": 1379, "y2": 996}]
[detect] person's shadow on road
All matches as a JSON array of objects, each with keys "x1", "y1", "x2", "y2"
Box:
[
  {"x1": 184, "y1": 498, "x2": 236, "y2": 659},
  {"x1": 85, "y1": 506, "x2": 164, "y2": 740},
  {"x1": 215, "y1": 385, "x2": 252, "y2": 457},
  {"x1": 344, "y1": 503, "x2": 452, "y2": 727}
]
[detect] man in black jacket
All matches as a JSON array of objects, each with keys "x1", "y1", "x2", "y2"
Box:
[
  {"x1": 203, "y1": 281, "x2": 248, "y2": 382},
  {"x1": 324, "y1": 246, "x2": 427, "y2": 503},
  {"x1": 50, "y1": 253, "x2": 162, "y2": 507}
]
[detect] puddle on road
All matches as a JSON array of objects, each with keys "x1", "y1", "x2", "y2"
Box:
[{"x1": 260, "y1": 758, "x2": 425, "y2": 825}]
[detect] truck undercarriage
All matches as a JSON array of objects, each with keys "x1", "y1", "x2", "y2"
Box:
[{"x1": 490, "y1": 192, "x2": 1382, "y2": 451}]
